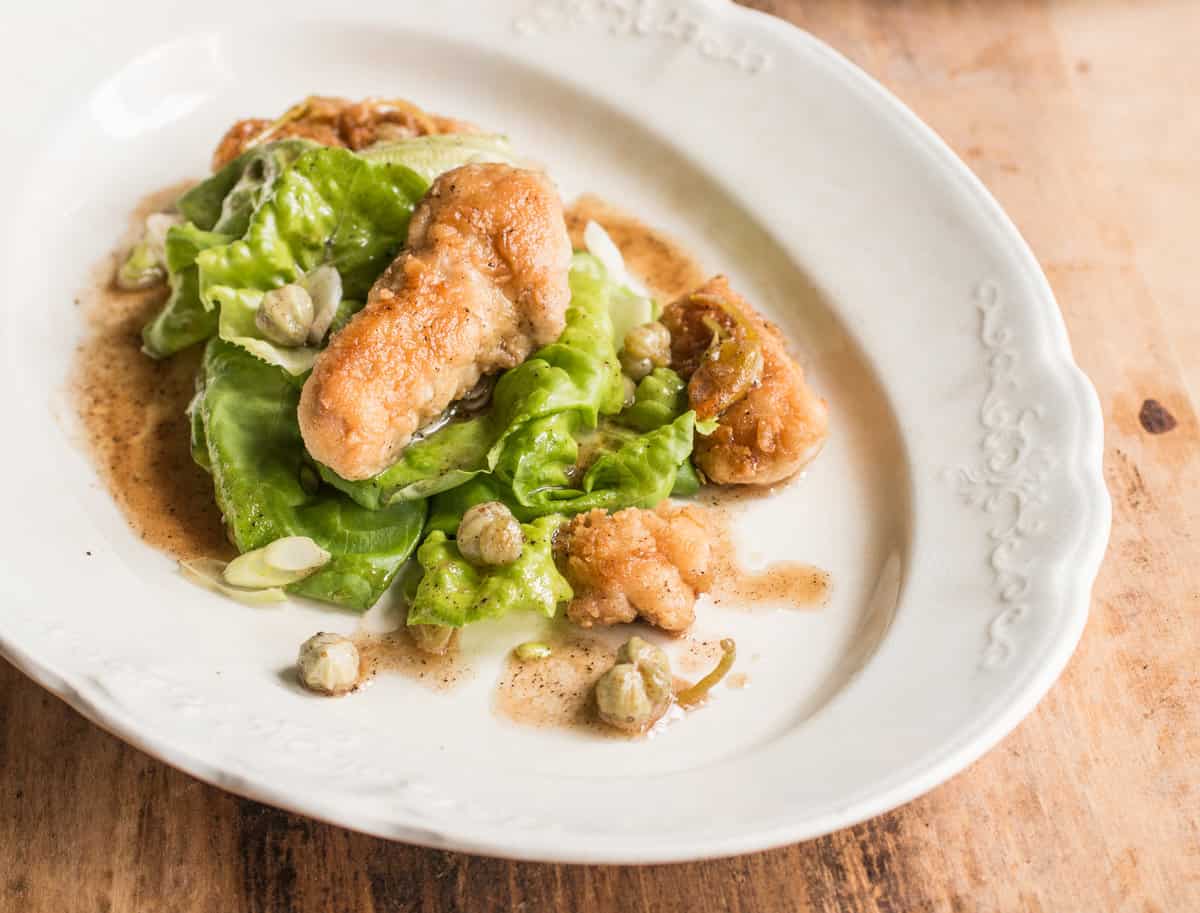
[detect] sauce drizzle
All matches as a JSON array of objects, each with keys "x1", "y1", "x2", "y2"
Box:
[{"x1": 72, "y1": 183, "x2": 232, "y2": 561}]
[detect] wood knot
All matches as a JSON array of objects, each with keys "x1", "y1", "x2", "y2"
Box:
[{"x1": 1138, "y1": 398, "x2": 1177, "y2": 434}]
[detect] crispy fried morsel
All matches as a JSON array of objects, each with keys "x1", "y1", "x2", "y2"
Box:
[
  {"x1": 557, "y1": 503, "x2": 713, "y2": 634},
  {"x1": 211, "y1": 96, "x2": 351, "y2": 170},
  {"x1": 298, "y1": 163, "x2": 571, "y2": 480},
  {"x1": 661, "y1": 276, "x2": 829, "y2": 486},
  {"x1": 211, "y1": 96, "x2": 479, "y2": 171},
  {"x1": 337, "y1": 98, "x2": 479, "y2": 149}
]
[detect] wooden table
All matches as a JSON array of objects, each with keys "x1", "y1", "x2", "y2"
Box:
[{"x1": 3, "y1": 2, "x2": 1197, "y2": 910}]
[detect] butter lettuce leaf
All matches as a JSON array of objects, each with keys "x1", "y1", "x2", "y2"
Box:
[
  {"x1": 424, "y1": 476, "x2": 535, "y2": 536},
  {"x1": 195, "y1": 338, "x2": 424, "y2": 609},
  {"x1": 520, "y1": 411, "x2": 696, "y2": 514},
  {"x1": 425, "y1": 413, "x2": 697, "y2": 532},
  {"x1": 487, "y1": 252, "x2": 625, "y2": 458},
  {"x1": 177, "y1": 139, "x2": 317, "y2": 236},
  {"x1": 197, "y1": 137, "x2": 524, "y2": 374},
  {"x1": 197, "y1": 147, "x2": 426, "y2": 374},
  {"x1": 319, "y1": 416, "x2": 495, "y2": 510},
  {"x1": 141, "y1": 223, "x2": 233, "y2": 358},
  {"x1": 359, "y1": 133, "x2": 518, "y2": 181},
  {"x1": 406, "y1": 516, "x2": 571, "y2": 627},
  {"x1": 617, "y1": 367, "x2": 688, "y2": 433},
  {"x1": 573, "y1": 411, "x2": 697, "y2": 510}
]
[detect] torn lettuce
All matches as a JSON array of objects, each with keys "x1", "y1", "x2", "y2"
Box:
[
  {"x1": 488, "y1": 252, "x2": 626, "y2": 447},
  {"x1": 320, "y1": 416, "x2": 495, "y2": 510},
  {"x1": 424, "y1": 476, "x2": 535, "y2": 536},
  {"x1": 406, "y1": 516, "x2": 571, "y2": 627},
  {"x1": 196, "y1": 147, "x2": 426, "y2": 373},
  {"x1": 359, "y1": 133, "x2": 518, "y2": 181},
  {"x1": 616, "y1": 366, "x2": 688, "y2": 433},
  {"x1": 424, "y1": 412, "x2": 698, "y2": 533},
  {"x1": 195, "y1": 136, "x2": 521, "y2": 374},
  {"x1": 141, "y1": 223, "x2": 232, "y2": 358},
  {"x1": 177, "y1": 139, "x2": 317, "y2": 236},
  {"x1": 503, "y1": 410, "x2": 697, "y2": 515},
  {"x1": 194, "y1": 338, "x2": 424, "y2": 609}
]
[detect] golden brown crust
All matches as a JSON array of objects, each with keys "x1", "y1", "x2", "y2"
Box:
[
  {"x1": 557, "y1": 503, "x2": 714, "y2": 634},
  {"x1": 210, "y1": 96, "x2": 480, "y2": 171},
  {"x1": 662, "y1": 276, "x2": 829, "y2": 486},
  {"x1": 297, "y1": 163, "x2": 571, "y2": 480}
]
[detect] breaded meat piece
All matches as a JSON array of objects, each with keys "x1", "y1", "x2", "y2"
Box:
[
  {"x1": 298, "y1": 163, "x2": 571, "y2": 480},
  {"x1": 211, "y1": 96, "x2": 478, "y2": 170},
  {"x1": 556, "y1": 503, "x2": 714, "y2": 634},
  {"x1": 661, "y1": 276, "x2": 828, "y2": 486}
]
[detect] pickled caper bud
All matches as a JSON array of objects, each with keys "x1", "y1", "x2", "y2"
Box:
[
  {"x1": 410, "y1": 624, "x2": 455, "y2": 655},
  {"x1": 256, "y1": 283, "x2": 315, "y2": 347},
  {"x1": 297, "y1": 632, "x2": 360, "y2": 695},
  {"x1": 594, "y1": 636, "x2": 673, "y2": 734},
  {"x1": 619, "y1": 351, "x2": 654, "y2": 382},
  {"x1": 623, "y1": 321, "x2": 671, "y2": 367},
  {"x1": 457, "y1": 501, "x2": 523, "y2": 566}
]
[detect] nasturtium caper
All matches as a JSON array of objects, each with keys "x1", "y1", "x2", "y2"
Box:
[
  {"x1": 457, "y1": 501, "x2": 523, "y2": 567},
  {"x1": 623, "y1": 321, "x2": 671, "y2": 366},
  {"x1": 256, "y1": 283, "x2": 315, "y2": 347},
  {"x1": 618, "y1": 351, "x2": 654, "y2": 382},
  {"x1": 410, "y1": 623, "x2": 455, "y2": 655},
  {"x1": 297, "y1": 632, "x2": 360, "y2": 695},
  {"x1": 594, "y1": 636, "x2": 673, "y2": 734}
]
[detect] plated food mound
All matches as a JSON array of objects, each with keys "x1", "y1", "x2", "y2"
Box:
[{"x1": 94, "y1": 95, "x2": 832, "y2": 735}]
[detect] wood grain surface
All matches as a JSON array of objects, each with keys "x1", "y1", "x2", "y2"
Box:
[{"x1": 3, "y1": 2, "x2": 1198, "y2": 910}]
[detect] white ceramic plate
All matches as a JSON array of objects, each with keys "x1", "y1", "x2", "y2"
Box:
[{"x1": 0, "y1": 0, "x2": 1108, "y2": 863}]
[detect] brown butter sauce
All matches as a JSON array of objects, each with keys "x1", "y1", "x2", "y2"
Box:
[
  {"x1": 491, "y1": 628, "x2": 741, "y2": 738},
  {"x1": 492, "y1": 629, "x2": 619, "y2": 735},
  {"x1": 565, "y1": 194, "x2": 708, "y2": 302},
  {"x1": 72, "y1": 182, "x2": 233, "y2": 561},
  {"x1": 354, "y1": 630, "x2": 471, "y2": 692},
  {"x1": 694, "y1": 498, "x2": 831, "y2": 611}
]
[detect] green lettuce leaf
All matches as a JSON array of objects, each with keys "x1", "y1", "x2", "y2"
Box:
[
  {"x1": 197, "y1": 147, "x2": 427, "y2": 374},
  {"x1": 358, "y1": 134, "x2": 518, "y2": 181},
  {"x1": 195, "y1": 338, "x2": 425, "y2": 609},
  {"x1": 484, "y1": 253, "x2": 625, "y2": 503},
  {"x1": 491, "y1": 411, "x2": 582, "y2": 501},
  {"x1": 141, "y1": 223, "x2": 233, "y2": 358},
  {"x1": 177, "y1": 139, "x2": 317, "y2": 236},
  {"x1": 425, "y1": 413, "x2": 697, "y2": 532},
  {"x1": 671, "y1": 458, "x2": 703, "y2": 497},
  {"x1": 512, "y1": 411, "x2": 696, "y2": 514},
  {"x1": 406, "y1": 516, "x2": 571, "y2": 627},
  {"x1": 197, "y1": 137, "x2": 524, "y2": 375},
  {"x1": 424, "y1": 476, "x2": 535, "y2": 535},
  {"x1": 320, "y1": 416, "x2": 495, "y2": 509},
  {"x1": 571, "y1": 411, "x2": 697, "y2": 510},
  {"x1": 617, "y1": 367, "x2": 688, "y2": 433},
  {"x1": 187, "y1": 387, "x2": 210, "y2": 472}
]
